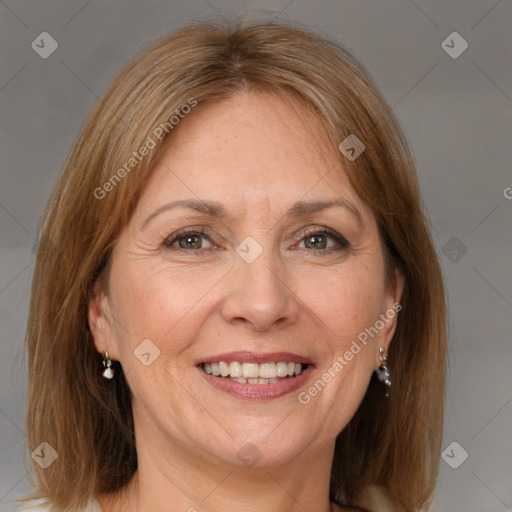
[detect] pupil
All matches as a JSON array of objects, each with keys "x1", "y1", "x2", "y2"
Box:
[
  {"x1": 179, "y1": 235, "x2": 201, "y2": 249},
  {"x1": 307, "y1": 235, "x2": 326, "y2": 249}
]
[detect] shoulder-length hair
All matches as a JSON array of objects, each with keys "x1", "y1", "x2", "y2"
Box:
[{"x1": 23, "y1": 20, "x2": 446, "y2": 512}]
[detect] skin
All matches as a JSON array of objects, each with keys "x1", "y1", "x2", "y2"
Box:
[{"x1": 89, "y1": 91, "x2": 403, "y2": 512}]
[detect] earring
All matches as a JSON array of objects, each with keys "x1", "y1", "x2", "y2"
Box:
[
  {"x1": 376, "y1": 347, "x2": 391, "y2": 399},
  {"x1": 102, "y1": 352, "x2": 115, "y2": 379}
]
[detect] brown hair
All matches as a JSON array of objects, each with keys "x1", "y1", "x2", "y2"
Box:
[{"x1": 23, "y1": 20, "x2": 446, "y2": 511}]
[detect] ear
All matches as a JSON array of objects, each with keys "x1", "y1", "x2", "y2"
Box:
[
  {"x1": 88, "y1": 281, "x2": 119, "y2": 360},
  {"x1": 377, "y1": 268, "x2": 405, "y2": 362}
]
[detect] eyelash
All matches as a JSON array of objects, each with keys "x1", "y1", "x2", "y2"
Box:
[{"x1": 162, "y1": 227, "x2": 350, "y2": 254}]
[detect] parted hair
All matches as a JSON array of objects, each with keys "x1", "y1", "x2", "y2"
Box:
[{"x1": 23, "y1": 19, "x2": 446, "y2": 511}]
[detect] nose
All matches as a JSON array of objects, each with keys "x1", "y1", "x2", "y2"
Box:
[{"x1": 220, "y1": 251, "x2": 300, "y2": 332}]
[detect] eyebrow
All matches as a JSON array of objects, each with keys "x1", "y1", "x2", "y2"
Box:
[{"x1": 141, "y1": 198, "x2": 362, "y2": 230}]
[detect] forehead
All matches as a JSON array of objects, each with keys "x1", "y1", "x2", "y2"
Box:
[
  {"x1": 163, "y1": 92, "x2": 334, "y2": 170},
  {"x1": 134, "y1": 91, "x2": 371, "y2": 222}
]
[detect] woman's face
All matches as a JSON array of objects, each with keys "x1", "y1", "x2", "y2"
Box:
[{"x1": 89, "y1": 91, "x2": 402, "y2": 470}]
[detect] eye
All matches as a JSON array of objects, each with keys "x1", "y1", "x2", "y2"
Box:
[
  {"x1": 163, "y1": 229, "x2": 215, "y2": 251},
  {"x1": 162, "y1": 227, "x2": 349, "y2": 254},
  {"x1": 295, "y1": 228, "x2": 349, "y2": 252}
]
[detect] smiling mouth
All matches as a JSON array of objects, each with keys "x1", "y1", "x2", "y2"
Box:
[{"x1": 200, "y1": 361, "x2": 307, "y2": 385}]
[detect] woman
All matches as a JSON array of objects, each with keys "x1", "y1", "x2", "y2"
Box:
[{"x1": 22, "y1": 20, "x2": 446, "y2": 512}]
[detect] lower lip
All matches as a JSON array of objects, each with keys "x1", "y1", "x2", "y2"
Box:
[{"x1": 197, "y1": 366, "x2": 314, "y2": 400}]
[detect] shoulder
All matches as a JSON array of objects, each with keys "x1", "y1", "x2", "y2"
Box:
[{"x1": 18, "y1": 498, "x2": 103, "y2": 512}]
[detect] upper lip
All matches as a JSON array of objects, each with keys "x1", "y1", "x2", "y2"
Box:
[{"x1": 195, "y1": 351, "x2": 314, "y2": 366}]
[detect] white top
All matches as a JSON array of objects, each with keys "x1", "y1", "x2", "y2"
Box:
[
  {"x1": 358, "y1": 485, "x2": 398, "y2": 511},
  {"x1": 19, "y1": 486, "x2": 398, "y2": 511},
  {"x1": 18, "y1": 498, "x2": 103, "y2": 512}
]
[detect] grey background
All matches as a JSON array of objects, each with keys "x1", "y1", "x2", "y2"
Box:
[{"x1": 1, "y1": 1, "x2": 511, "y2": 511}]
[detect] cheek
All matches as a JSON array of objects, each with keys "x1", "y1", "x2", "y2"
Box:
[
  {"x1": 300, "y1": 260, "x2": 386, "y2": 346},
  {"x1": 107, "y1": 262, "x2": 214, "y2": 414},
  {"x1": 109, "y1": 258, "x2": 224, "y2": 356},
  {"x1": 293, "y1": 257, "x2": 385, "y2": 413},
  {"x1": 295, "y1": 267, "x2": 383, "y2": 436}
]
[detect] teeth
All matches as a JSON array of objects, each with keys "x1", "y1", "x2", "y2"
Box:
[
  {"x1": 231, "y1": 376, "x2": 283, "y2": 385},
  {"x1": 219, "y1": 361, "x2": 230, "y2": 377},
  {"x1": 229, "y1": 361, "x2": 242, "y2": 377},
  {"x1": 242, "y1": 362, "x2": 259, "y2": 379},
  {"x1": 276, "y1": 362, "x2": 288, "y2": 377},
  {"x1": 202, "y1": 360, "x2": 306, "y2": 381},
  {"x1": 259, "y1": 362, "x2": 276, "y2": 379}
]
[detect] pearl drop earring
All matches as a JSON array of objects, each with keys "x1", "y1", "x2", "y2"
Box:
[
  {"x1": 376, "y1": 347, "x2": 391, "y2": 399},
  {"x1": 102, "y1": 352, "x2": 115, "y2": 379}
]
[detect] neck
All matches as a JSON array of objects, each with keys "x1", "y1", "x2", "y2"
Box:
[{"x1": 97, "y1": 425, "x2": 337, "y2": 512}]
